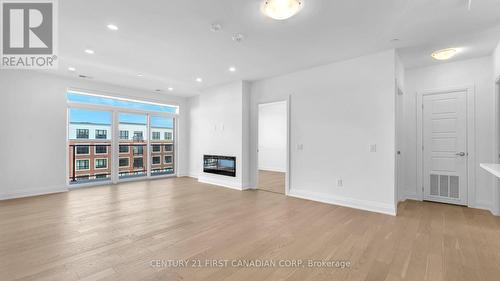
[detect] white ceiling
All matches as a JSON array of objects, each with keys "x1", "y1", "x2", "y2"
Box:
[{"x1": 52, "y1": 0, "x2": 500, "y2": 97}]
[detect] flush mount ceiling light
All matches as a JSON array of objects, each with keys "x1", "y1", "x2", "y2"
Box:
[
  {"x1": 196, "y1": 77, "x2": 203, "y2": 82},
  {"x1": 107, "y1": 24, "x2": 118, "y2": 31},
  {"x1": 229, "y1": 66, "x2": 236, "y2": 72},
  {"x1": 137, "y1": 73, "x2": 144, "y2": 77},
  {"x1": 84, "y1": 49, "x2": 95, "y2": 54},
  {"x1": 431, "y1": 48, "x2": 458, "y2": 60},
  {"x1": 168, "y1": 87, "x2": 174, "y2": 91},
  {"x1": 261, "y1": 0, "x2": 303, "y2": 20},
  {"x1": 68, "y1": 67, "x2": 76, "y2": 72}
]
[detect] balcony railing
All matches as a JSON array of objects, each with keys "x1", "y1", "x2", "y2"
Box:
[{"x1": 69, "y1": 142, "x2": 174, "y2": 184}]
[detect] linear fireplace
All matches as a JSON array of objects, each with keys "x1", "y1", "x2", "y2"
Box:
[{"x1": 203, "y1": 155, "x2": 236, "y2": 177}]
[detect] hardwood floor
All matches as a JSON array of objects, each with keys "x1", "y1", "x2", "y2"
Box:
[
  {"x1": 258, "y1": 170, "x2": 285, "y2": 194},
  {"x1": 1, "y1": 177, "x2": 500, "y2": 281}
]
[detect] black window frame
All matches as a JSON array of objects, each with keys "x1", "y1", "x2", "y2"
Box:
[
  {"x1": 119, "y1": 157, "x2": 129, "y2": 167},
  {"x1": 119, "y1": 130, "x2": 129, "y2": 140},
  {"x1": 76, "y1": 129, "x2": 89, "y2": 139},
  {"x1": 95, "y1": 129, "x2": 107, "y2": 139},
  {"x1": 95, "y1": 145, "x2": 108, "y2": 154},
  {"x1": 75, "y1": 145, "x2": 90, "y2": 155}
]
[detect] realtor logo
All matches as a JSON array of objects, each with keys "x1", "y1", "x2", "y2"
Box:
[{"x1": 1, "y1": 0, "x2": 58, "y2": 68}]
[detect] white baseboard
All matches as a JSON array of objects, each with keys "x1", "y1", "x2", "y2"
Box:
[
  {"x1": 198, "y1": 175, "x2": 243, "y2": 191},
  {"x1": 288, "y1": 189, "x2": 396, "y2": 216},
  {"x1": 0, "y1": 185, "x2": 68, "y2": 200}
]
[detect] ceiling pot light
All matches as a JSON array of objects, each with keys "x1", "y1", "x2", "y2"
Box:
[
  {"x1": 68, "y1": 67, "x2": 76, "y2": 72},
  {"x1": 196, "y1": 77, "x2": 203, "y2": 82},
  {"x1": 84, "y1": 49, "x2": 94, "y2": 54},
  {"x1": 229, "y1": 66, "x2": 236, "y2": 72},
  {"x1": 431, "y1": 48, "x2": 458, "y2": 60},
  {"x1": 107, "y1": 24, "x2": 119, "y2": 31},
  {"x1": 168, "y1": 87, "x2": 174, "y2": 91},
  {"x1": 261, "y1": 0, "x2": 303, "y2": 20},
  {"x1": 137, "y1": 73, "x2": 144, "y2": 77}
]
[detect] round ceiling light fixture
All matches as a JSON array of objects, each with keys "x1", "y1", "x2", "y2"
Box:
[
  {"x1": 261, "y1": 0, "x2": 303, "y2": 20},
  {"x1": 431, "y1": 48, "x2": 458, "y2": 60}
]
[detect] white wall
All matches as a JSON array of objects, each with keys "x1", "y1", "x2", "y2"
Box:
[
  {"x1": 188, "y1": 81, "x2": 251, "y2": 189},
  {"x1": 250, "y1": 50, "x2": 398, "y2": 215},
  {"x1": 258, "y1": 101, "x2": 287, "y2": 172},
  {"x1": 0, "y1": 71, "x2": 188, "y2": 199},
  {"x1": 402, "y1": 57, "x2": 495, "y2": 211}
]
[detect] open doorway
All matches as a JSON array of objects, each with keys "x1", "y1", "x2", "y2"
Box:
[{"x1": 257, "y1": 101, "x2": 288, "y2": 194}]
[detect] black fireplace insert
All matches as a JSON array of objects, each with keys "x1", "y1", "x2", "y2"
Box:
[{"x1": 203, "y1": 155, "x2": 236, "y2": 177}]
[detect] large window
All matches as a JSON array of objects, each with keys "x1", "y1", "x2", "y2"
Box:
[
  {"x1": 69, "y1": 108, "x2": 112, "y2": 184},
  {"x1": 150, "y1": 116, "x2": 175, "y2": 176},
  {"x1": 120, "y1": 113, "x2": 147, "y2": 179},
  {"x1": 68, "y1": 92, "x2": 177, "y2": 184}
]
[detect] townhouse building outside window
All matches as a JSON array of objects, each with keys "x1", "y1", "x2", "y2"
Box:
[
  {"x1": 164, "y1": 144, "x2": 173, "y2": 152},
  {"x1": 76, "y1": 129, "x2": 89, "y2": 139},
  {"x1": 133, "y1": 157, "x2": 144, "y2": 169}
]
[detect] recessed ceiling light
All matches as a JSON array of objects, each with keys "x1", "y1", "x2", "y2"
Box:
[
  {"x1": 431, "y1": 48, "x2": 458, "y2": 60},
  {"x1": 84, "y1": 49, "x2": 94, "y2": 54},
  {"x1": 229, "y1": 66, "x2": 236, "y2": 72},
  {"x1": 196, "y1": 77, "x2": 203, "y2": 82},
  {"x1": 261, "y1": 0, "x2": 303, "y2": 20},
  {"x1": 137, "y1": 73, "x2": 144, "y2": 77},
  {"x1": 107, "y1": 24, "x2": 119, "y2": 31},
  {"x1": 168, "y1": 87, "x2": 174, "y2": 91},
  {"x1": 68, "y1": 67, "x2": 76, "y2": 72}
]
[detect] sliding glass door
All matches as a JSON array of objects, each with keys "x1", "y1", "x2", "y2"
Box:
[
  {"x1": 68, "y1": 108, "x2": 112, "y2": 184},
  {"x1": 150, "y1": 116, "x2": 175, "y2": 176},
  {"x1": 67, "y1": 91, "x2": 178, "y2": 186},
  {"x1": 119, "y1": 113, "x2": 148, "y2": 179}
]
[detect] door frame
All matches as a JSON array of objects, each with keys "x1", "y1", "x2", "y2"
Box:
[
  {"x1": 256, "y1": 97, "x2": 290, "y2": 195},
  {"x1": 494, "y1": 77, "x2": 500, "y2": 215},
  {"x1": 416, "y1": 85, "x2": 475, "y2": 207}
]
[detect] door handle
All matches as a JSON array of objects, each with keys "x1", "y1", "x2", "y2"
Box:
[{"x1": 455, "y1": 152, "x2": 466, "y2": 156}]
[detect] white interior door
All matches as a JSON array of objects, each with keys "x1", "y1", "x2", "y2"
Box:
[{"x1": 422, "y1": 91, "x2": 467, "y2": 205}]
